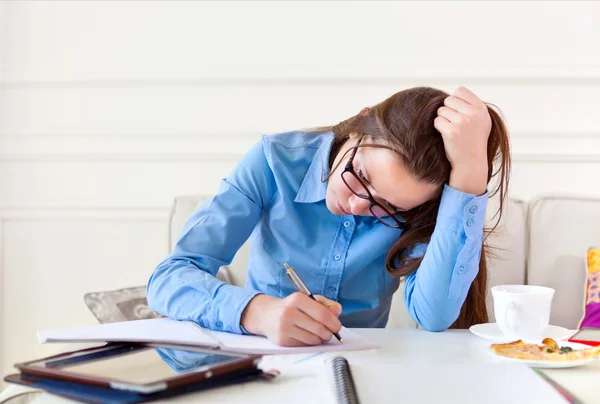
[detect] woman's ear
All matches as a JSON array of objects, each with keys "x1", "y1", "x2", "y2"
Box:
[
  {"x1": 348, "y1": 107, "x2": 372, "y2": 139},
  {"x1": 358, "y1": 107, "x2": 371, "y2": 117}
]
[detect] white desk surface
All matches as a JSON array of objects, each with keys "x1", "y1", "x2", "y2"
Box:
[{"x1": 2, "y1": 328, "x2": 599, "y2": 404}]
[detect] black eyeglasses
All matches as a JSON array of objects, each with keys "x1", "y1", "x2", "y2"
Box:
[{"x1": 341, "y1": 137, "x2": 406, "y2": 229}]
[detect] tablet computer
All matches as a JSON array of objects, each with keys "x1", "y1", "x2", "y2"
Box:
[
  {"x1": 568, "y1": 327, "x2": 600, "y2": 346},
  {"x1": 15, "y1": 343, "x2": 263, "y2": 394}
]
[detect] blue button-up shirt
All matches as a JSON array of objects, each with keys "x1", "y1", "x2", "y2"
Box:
[{"x1": 147, "y1": 130, "x2": 488, "y2": 333}]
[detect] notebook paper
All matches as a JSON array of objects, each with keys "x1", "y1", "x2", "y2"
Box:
[
  {"x1": 38, "y1": 318, "x2": 220, "y2": 348},
  {"x1": 38, "y1": 318, "x2": 378, "y2": 355},
  {"x1": 341, "y1": 363, "x2": 569, "y2": 404},
  {"x1": 208, "y1": 327, "x2": 377, "y2": 354}
]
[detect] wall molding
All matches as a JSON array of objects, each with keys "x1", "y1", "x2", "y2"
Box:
[
  {"x1": 1, "y1": 132, "x2": 598, "y2": 163},
  {"x1": 512, "y1": 155, "x2": 600, "y2": 163},
  {"x1": 517, "y1": 132, "x2": 600, "y2": 139},
  {"x1": 0, "y1": 154, "x2": 244, "y2": 163},
  {"x1": 0, "y1": 213, "x2": 169, "y2": 381},
  {"x1": 1, "y1": 153, "x2": 599, "y2": 164},
  {"x1": 1, "y1": 131, "x2": 598, "y2": 139},
  {"x1": 0, "y1": 209, "x2": 170, "y2": 221},
  {"x1": 3, "y1": 65, "x2": 600, "y2": 88},
  {"x1": 4, "y1": 78, "x2": 600, "y2": 89},
  {"x1": 0, "y1": 132, "x2": 262, "y2": 138}
]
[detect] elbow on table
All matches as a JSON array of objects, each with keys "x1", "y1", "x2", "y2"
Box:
[
  {"x1": 419, "y1": 319, "x2": 452, "y2": 333},
  {"x1": 146, "y1": 268, "x2": 168, "y2": 315},
  {"x1": 409, "y1": 308, "x2": 456, "y2": 332}
]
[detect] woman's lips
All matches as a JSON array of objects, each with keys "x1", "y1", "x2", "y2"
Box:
[{"x1": 337, "y1": 201, "x2": 351, "y2": 215}]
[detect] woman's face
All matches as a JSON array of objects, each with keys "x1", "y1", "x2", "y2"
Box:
[{"x1": 325, "y1": 136, "x2": 439, "y2": 218}]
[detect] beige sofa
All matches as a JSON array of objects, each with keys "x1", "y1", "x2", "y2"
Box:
[
  {"x1": 1, "y1": 194, "x2": 597, "y2": 404},
  {"x1": 169, "y1": 194, "x2": 600, "y2": 330}
]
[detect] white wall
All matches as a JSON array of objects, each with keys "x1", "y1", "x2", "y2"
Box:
[{"x1": 1, "y1": 1, "x2": 600, "y2": 380}]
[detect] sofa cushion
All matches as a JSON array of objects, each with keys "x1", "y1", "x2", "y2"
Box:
[
  {"x1": 527, "y1": 196, "x2": 600, "y2": 329},
  {"x1": 169, "y1": 195, "x2": 527, "y2": 329},
  {"x1": 169, "y1": 195, "x2": 238, "y2": 286},
  {"x1": 84, "y1": 286, "x2": 164, "y2": 323},
  {"x1": 169, "y1": 196, "x2": 417, "y2": 327},
  {"x1": 484, "y1": 196, "x2": 528, "y2": 322}
]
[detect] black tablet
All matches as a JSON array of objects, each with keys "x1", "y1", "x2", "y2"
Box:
[{"x1": 15, "y1": 343, "x2": 263, "y2": 394}]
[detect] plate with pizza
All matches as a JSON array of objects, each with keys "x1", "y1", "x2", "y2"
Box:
[{"x1": 488, "y1": 338, "x2": 600, "y2": 368}]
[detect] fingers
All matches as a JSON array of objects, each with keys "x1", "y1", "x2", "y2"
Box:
[
  {"x1": 272, "y1": 333, "x2": 320, "y2": 347},
  {"x1": 443, "y1": 95, "x2": 472, "y2": 116},
  {"x1": 287, "y1": 327, "x2": 324, "y2": 346},
  {"x1": 436, "y1": 106, "x2": 461, "y2": 124},
  {"x1": 292, "y1": 293, "x2": 342, "y2": 334},
  {"x1": 314, "y1": 295, "x2": 343, "y2": 316},
  {"x1": 452, "y1": 86, "x2": 482, "y2": 106},
  {"x1": 268, "y1": 293, "x2": 343, "y2": 347},
  {"x1": 287, "y1": 310, "x2": 333, "y2": 342},
  {"x1": 434, "y1": 116, "x2": 454, "y2": 137}
]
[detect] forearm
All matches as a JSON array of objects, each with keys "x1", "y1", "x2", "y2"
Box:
[
  {"x1": 147, "y1": 137, "x2": 275, "y2": 334},
  {"x1": 449, "y1": 164, "x2": 488, "y2": 196},
  {"x1": 147, "y1": 258, "x2": 261, "y2": 334},
  {"x1": 404, "y1": 185, "x2": 488, "y2": 331}
]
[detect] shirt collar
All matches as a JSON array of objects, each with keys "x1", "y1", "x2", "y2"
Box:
[{"x1": 294, "y1": 134, "x2": 334, "y2": 204}]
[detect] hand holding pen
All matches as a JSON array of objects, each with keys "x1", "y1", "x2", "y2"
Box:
[
  {"x1": 240, "y1": 265, "x2": 343, "y2": 347},
  {"x1": 284, "y1": 263, "x2": 343, "y2": 343}
]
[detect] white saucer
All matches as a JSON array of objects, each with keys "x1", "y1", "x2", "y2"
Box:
[{"x1": 469, "y1": 323, "x2": 575, "y2": 343}]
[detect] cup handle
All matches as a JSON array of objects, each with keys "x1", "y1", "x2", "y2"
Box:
[{"x1": 503, "y1": 301, "x2": 520, "y2": 338}]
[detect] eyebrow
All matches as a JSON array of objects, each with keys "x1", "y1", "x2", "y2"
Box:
[{"x1": 359, "y1": 160, "x2": 404, "y2": 212}]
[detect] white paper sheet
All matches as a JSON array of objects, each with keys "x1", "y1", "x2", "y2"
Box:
[
  {"x1": 38, "y1": 318, "x2": 378, "y2": 355},
  {"x1": 38, "y1": 318, "x2": 220, "y2": 348},
  {"x1": 342, "y1": 363, "x2": 569, "y2": 404},
  {"x1": 208, "y1": 327, "x2": 378, "y2": 354}
]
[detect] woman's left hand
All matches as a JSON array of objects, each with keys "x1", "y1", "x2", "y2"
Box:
[{"x1": 434, "y1": 86, "x2": 492, "y2": 196}]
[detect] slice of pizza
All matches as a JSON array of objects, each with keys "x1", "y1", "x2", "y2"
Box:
[{"x1": 490, "y1": 338, "x2": 600, "y2": 361}]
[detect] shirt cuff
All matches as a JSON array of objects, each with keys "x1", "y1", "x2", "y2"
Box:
[
  {"x1": 435, "y1": 184, "x2": 488, "y2": 238},
  {"x1": 205, "y1": 285, "x2": 262, "y2": 335}
]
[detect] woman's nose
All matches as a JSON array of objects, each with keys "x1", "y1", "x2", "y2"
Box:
[{"x1": 348, "y1": 195, "x2": 371, "y2": 215}]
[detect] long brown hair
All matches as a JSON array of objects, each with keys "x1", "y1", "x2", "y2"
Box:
[{"x1": 324, "y1": 86, "x2": 511, "y2": 328}]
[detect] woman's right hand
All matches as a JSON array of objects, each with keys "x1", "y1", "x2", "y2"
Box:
[{"x1": 240, "y1": 293, "x2": 342, "y2": 346}]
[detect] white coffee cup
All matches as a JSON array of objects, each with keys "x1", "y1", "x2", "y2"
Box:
[{"x1": 491, "y1": 285, "x2": 555, "y2": 340}]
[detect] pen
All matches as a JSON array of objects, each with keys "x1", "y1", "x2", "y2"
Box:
[{"x1": 283, "y1": 263, "x2": 343, "y2": 343}]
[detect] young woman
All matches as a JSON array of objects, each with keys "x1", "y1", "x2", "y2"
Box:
[{"x1": 147, "y1": 86, "x2": 510, "y2": 347}]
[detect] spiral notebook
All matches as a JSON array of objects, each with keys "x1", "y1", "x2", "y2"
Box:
[
  {"x1": 324, "y1": 360, "x2": 572, "y2": 404},
  {"x1": 326, "y1": 357, "x2": 360, "y2": 404}
]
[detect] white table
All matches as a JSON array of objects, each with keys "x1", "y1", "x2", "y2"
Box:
[{"x1": 2, "y1": 329, "x2": 599, "y2": 404}]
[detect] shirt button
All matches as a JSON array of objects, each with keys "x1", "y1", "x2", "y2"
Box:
[
  {"x1": 343, "y1": 221, "x2": 351, "y2": 228},
  {"x1": 328, "y1": 286, "x2": 337, "y2": 294},
  {"x1": 216, "y1": 321, "x2": 223, "y2": 329},
  {"x1": 334, "y1": 254, "x2": 341, "y2": 260},
  {"x1": 466, "y1": 219, "x2": 474, "y2": 227},
  {"x1": 469, "y1": 205, "x2": 478, "y2": 214},
  {"x1": 457, "y1": 266, "x2": 466, "y2": 274}
]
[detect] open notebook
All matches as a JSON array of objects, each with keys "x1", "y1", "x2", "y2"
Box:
[
  {"x1": 325, "y1": 361, "x2": 574, "y2": 404},
  {"x1": 38, "y1": 318, "x2": 377, "y2": 355}
]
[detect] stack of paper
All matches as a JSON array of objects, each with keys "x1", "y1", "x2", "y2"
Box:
[{"x1": 38, "y1": 318, "x2": 378, "y2": 355}]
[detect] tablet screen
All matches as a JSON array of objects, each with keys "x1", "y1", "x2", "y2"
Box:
[
  {"x1": 28, "y1": 345, "x2": 249, "y2": 385},
  {"x1": 571, "y1": 327, "x2": 600, "y2": 342}
]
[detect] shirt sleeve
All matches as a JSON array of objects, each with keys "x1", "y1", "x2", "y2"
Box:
[
  {"x1": 146, "y1": 138, "x2": 276, "y2": 335},
  {"x1": 403, "y1": 184, "x2": 488, "y2": 331}
]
